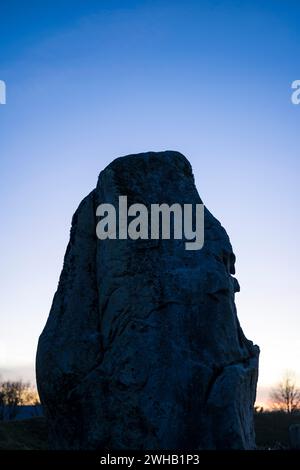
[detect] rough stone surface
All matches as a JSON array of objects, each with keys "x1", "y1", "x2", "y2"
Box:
[{"x1": 36, "y1": 151, "x2": 259, "y2": 450}]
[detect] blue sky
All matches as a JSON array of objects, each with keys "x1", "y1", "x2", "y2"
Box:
[{"x1": 0, "y1": 0, "x2": 300, "y2": 405}]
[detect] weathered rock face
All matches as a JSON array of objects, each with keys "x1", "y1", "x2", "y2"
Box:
[{"x1": 36, "y1": 151, "x2": 259, "y2": 450}]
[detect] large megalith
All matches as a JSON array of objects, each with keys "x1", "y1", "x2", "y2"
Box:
[{"x1": 36, "y1": 151, "x2": 259, "y2": 449}]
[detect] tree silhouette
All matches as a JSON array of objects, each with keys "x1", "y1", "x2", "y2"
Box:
[
  {"x1": 0, "y1": 380, "x2": 39, "y2": 420},
  {"x1": 270, "y1": 371, "x2": 300, "y2": 413}
]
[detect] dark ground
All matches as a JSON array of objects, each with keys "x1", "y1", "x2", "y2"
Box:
[
  {"x1": 0, "y1": 417, "x2": 48, "y2": 450},
  {"x1": 0, "y1": 413, "x2": 299, "y2": 449},
  {"x1": 254, "y1": 411, "x2": 300, "y2": 449}
]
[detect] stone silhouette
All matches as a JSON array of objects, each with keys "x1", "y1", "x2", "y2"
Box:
[
  {"x1": 36, "y1": 151, "x2": 259, "y2": 449},
  {"x1": 289, "y1": 424, "x2": 300, "y2": 449}
]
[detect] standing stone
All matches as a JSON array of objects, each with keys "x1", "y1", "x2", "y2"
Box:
[
  {"x1": 36, "y1": 151, "x2": 259, "y2": 449},
  {"x1": 289, "y1": 424, "x2": 300, "y2": 449}
]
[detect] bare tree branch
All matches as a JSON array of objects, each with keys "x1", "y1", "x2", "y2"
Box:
[{"x1": 270, "y1": 371, "x2": 300, "y2": 413}]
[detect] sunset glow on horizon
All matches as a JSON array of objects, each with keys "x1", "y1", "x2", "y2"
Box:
[{"x1": 1, "y1": 1, "x2": 300, "y2": 407}]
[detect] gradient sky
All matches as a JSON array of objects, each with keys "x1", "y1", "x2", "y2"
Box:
[{"x1": 0, "y1": 0, "x2": 300, "y2": 405}]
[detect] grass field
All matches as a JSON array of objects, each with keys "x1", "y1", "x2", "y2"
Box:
[
  {"x1": 254, "y1": 412, "x2": 300, "y2": 449},
  {"x1": 0, "y1": 413, "x2": 299, "y2": 450},
  {"x1": 0, "y1": 418, "x2": 48, "y2": 450}
]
